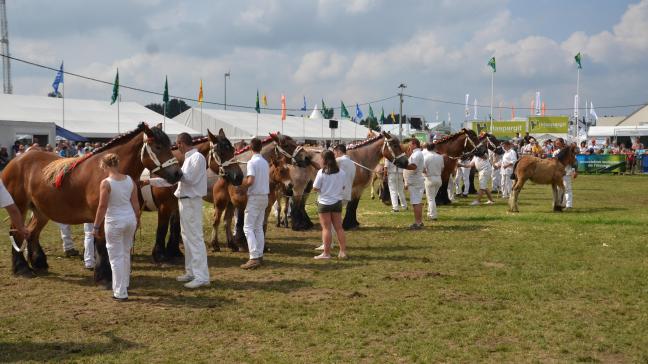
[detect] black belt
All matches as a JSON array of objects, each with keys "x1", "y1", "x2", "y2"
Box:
[{"x1": 178, "y1": 196, "x2": 190, "y2": 199}]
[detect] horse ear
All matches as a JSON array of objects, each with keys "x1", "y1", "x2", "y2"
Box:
[
  {"x1": 207, "y1": 129, "x2": 216, "y2": 141},
  {"x1": 155, "y1": 123, "x2": 163, "y2": 129},
  {"x1": 143, "y1": 124, "x2": 154, "y2": 138},
  {"x1": 218, "y1": 128, "x2": 226, "y2": 138}
]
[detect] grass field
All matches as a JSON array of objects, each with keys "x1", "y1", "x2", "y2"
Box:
[{"x1": 1, "y1": 174, "x2": 647, "y2": 363}]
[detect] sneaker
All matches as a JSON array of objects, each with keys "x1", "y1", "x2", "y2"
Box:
[
  {"x1": 240, "y1": 258, "x2": 263, "y2": 270},
  {"x1": 315, "y1": 243, "x2": 334, "y2": 251},
  {"x1": 427, "y1": 216, "x2": 438, "y2": 221},
  {"x1": 408, "y1": 223, "x2": 423, "y2": 230},
  {"x1": 85, "y1": 265, "x2": 94, "y2": 271},
  {"x1": 176, "y1": 273, "x2": 195, "y2": 282},
  {"x1": 314, "y1": 253, "x2": 331, "y2": 260},
  {"x1": 485, "y1": 200, "x2": 494, "y2": 205},
  {"x1": 64, "y1": 248, "x2": 80, "y2": 257},
  {"x1": 392, "y1": 209, "x2": 400, "y2": 213},
  {"x1": 184, "y1": 279, "x2": 210, "y2": 289},
  {"x1": 112, "y1": 296, "x2": 128, "y2": 302},
  {"x1": 337, "y1": 253, "x2": 348, "y2": 260},
  {"x1": 470, "y1": 201, "x2": 480, "y2": 206}
]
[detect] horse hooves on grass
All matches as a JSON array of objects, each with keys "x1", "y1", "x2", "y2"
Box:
[{"x1": 14, "y1": 266, "x2": 36, "y2": 278}]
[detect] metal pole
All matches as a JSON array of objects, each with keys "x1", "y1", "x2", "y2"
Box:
[
  {"x1": 256, "y1": 112, "x2": 259, "y2": 137},
  {"x1": 576, "y1": 68, "x2": 580, "y2": 138},
  {"x1": 62, "y1": 77, "x2": 65, "y2": 128},
  {"x1": 399, "y1": 89, "x2": 403, "y2": 139},
  {"x1": 117, "y1": 94, "x2": 120, "y2": 134},
  {"x1": 490, "y1": 71, "x2": 494, "y2": 130},
  {"x1": 163, "y1": 103, "x2": 166, "y2": 131},
  {"x1": 200, "y1": 102, "x2": 203, "y2": 135},
  {"x1": 224, "y1": 71, "x2": 230, "y2": 110}
]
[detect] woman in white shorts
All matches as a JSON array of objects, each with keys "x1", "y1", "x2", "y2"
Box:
[{"x1": 463, "y1": 152, "x2": 494, "y2": 206}]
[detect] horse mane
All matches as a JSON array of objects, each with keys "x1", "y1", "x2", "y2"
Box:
[
  {"x1": 347, "y1": 133, "x2": 384, "y2": 151},
  {"x1": 433, "y1": 128, "x2": 469, "y2": 145},
  {"x1": 92, "y1": 122, "x2": 153, "y2": 155},
  {"x1": 234, "y1": 133, "x2": 277, "y2": 156}
]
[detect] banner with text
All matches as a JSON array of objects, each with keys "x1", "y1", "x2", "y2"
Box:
[
  {"x1": 576, "y1": 154, "x2": 626, "y2": 173},
  {"x1": 471, "y1": 121, "x2": 527, "y2": 139},
  {"x1": 528, "y1": 116, "x2": 569, "y2": 134}
]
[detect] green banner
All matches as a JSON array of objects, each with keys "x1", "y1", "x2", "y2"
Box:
[
  {"x1": 413, "y1": 132, "x2": 428, "y2": 143},
  {"x1": 471, "y1": 121, "x2": 526, "y2": 139},
  {"x1": 576, "y1": 154, "x2": 626, "y2": 173},
  {"x1": 528, "y1": 116, "x2": 569, "y2": 134}
]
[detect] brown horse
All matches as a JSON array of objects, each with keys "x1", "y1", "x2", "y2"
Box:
[
  {"x1": 432, "y1": 129, "x2": 482, "y2": 205},
  {"x1": 509, "y1": 145, "x2": 577, "y2": 212},
  {"x1": 143, "y1": 129, "x2": 244, "y2": 263},
  {"x1": 2, "y1": 123, "x2": 182, "y2": 285}
]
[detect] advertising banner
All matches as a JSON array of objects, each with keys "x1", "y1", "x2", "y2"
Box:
[
  {"x1": 528, "y1": 116, "x2": 569, "y2": 134},
  {"x1": 471, "y1": 121, "x2": 527, "y2": 139},
  {"x1": 576, "y1": 154, "x2": 626, "y2": 173}
]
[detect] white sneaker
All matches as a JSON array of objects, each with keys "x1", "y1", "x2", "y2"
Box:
[
  {"x1": 315, "y1": 243, "x2": 334, "y2": 251},
  {"x1": 314, "y1": 253, "x2": 331, "y2": 260},
  {"x1": 470, "y1": 201, "x2": 480, "y2": 206},
  {"x1": 184, "y1": 279, "x2": 210, "y2": 289},
  {"x1": 176, "y1": 273, "x2": 194, "y2": 282},
  {"x1": 485, "y1": 200, "x2": 494, "y2": 205}
]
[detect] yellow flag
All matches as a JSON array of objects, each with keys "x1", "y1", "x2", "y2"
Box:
[
  {"x1": 390, "y1": 111, "x2": 396, "y2": 122},
  {"x1": 198, "y1": 79, "x2": 204, "y2": 105},
  {"x1": 262, "y1": 94, "x2": 268, "y2": 106}
]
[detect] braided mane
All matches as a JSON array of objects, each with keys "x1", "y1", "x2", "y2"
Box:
[
  {"x1": 234, "y1": 133, "x2": 277, "y2": 155},
  {"x1": 347, "y1": 133, "x2": 384, "y2": 150},
  {"x1": 433, "y1": 128, "x2": 468, "y2": 144}
]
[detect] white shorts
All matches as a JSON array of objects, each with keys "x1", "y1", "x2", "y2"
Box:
[
  {"x1": 408, "y1": 184, "x2": 424, "y2": 205},
  {"x1": 478, "y1": 171, "x2": 491, "y2": 190}
]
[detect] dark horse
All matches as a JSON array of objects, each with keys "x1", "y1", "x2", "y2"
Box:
[
  {"x1": 432, "y1": 128, "x2": 482, "y2": 205},
  {"x1": 2, "y1": 123, "x2": 182, "y2": 286}
]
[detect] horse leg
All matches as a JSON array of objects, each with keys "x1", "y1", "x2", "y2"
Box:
[
  {"x1": 94, "y1": 234, "x2": 112, "y2": 289},
  {"x1": 10, "y1": 225, "x2": 34, "y2": 277},
  {"x1": 509, "y1": 178, "x2": 525, "y2": 213},
  {"x1": 26, "y1": 209, "x2": 49, "y2": 271},
  {"x1": 165, "y1": 209, "x2": 183, "y2": 261},
  {"x1": 210, "y1": 204, "x2": 224, "y2": 252},
  {"x1": 553, "y1": 182, "x2": 564, "y2": 212},
  {"x1": 223, "y1": 203, "x2": 238, "y2": 252},
  {"x1": 342, "y1": 198, "x2": 361, "y2": 230},
  {"x1": 152, "y1": 209, "x2": 170, "y2": 263},
  {"x1": 234, "y1": 207, "x2": 248, "y2": 252},
  {"x1": 370, "y1": 176, "x2": 376, "y2": 199},
  {"x1": 282, "y1": 196, "x2": 290, "y2": 228}
]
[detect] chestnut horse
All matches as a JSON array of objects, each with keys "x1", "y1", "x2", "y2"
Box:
[
  {"x1": 432, "y1": 129, "x2": 482, "y2": 205},
  {"x1": 509, "y1": 145, "x2": 577, "y2": 212},
  {"x1": 2, "y1": 123, "x2": 182, "y2": 286}
]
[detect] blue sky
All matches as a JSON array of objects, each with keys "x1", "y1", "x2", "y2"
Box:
[{"x1": 5, "y1": 0, "x2": 647, "y2": 128}]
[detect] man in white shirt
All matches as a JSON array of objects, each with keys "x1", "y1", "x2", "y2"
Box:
[
  {"x1": 384, "y1": 159, "x2": 407, "y2": 212},
  {"x1": 404, "y1": 138, "x2": 425, "y2": 230},
  {"x1": 489, "y1": 149, "x2": 502, "y2": 194},
  {"x1": 171, "y1": 133, "x2": 210, "y2": 288},
  {"x1": 1, "y1": 180, "x2": 29, "y2": 239},
  {"x1": 588, "y1": 138, "x2": 601, "y2": 153},
  {"x1": 454, "y1": 158, "x2": 471, "y2": 197},
  {"x1": 240, "y1": 138, "x2": 270, "y2": 270},
  {"x1": 423, "y1": 136, "x2": 444, "y2": 220},
  {"x1": 500, "y1": 141, "x2": 517, "y2": 199},
  {"x1": 552, "y1": 138, "x2": 577, "y2": 209}
]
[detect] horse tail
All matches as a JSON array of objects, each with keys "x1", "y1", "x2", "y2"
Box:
[{"x1": 510, "y1": 159, "x2": 520, "y2": 180}]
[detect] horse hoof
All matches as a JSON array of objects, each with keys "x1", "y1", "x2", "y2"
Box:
[
  {"x1": 14, "y1": 267, "x2": 35, "y2": 278},
  {"x1": 211, "y1": 244, "x2": 221, "y2": 253}
]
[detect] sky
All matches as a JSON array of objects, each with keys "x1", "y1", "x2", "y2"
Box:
[{"x1": 4, "y1": 0, "x2": 648, "y2": 129}]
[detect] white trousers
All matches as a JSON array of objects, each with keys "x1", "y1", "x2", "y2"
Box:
[
  {"x1": 492, "y1": 168, "x2": 501, "y2": 191},
  {"x1": 501, "y1": 170, "x2": 513, "y2": 197},
  {"x1": 563, "y1": 174, "x2": 573, "y2": 208},
  {"x1": 387, "y1": 173, "x2": 407, "y2": 210},
  {"x1": 455, "y1": 167, "x2": 470, "y2": 195},
  {"x1": 105, "y1": 217, "x2": 136, "y2": 299},
  {"x1": 244, "y1": 195, "x2": 268, "y2": 259},
  {"x1": 179, "y1": 197, "x2": 210, "y2": 282},
  {"x1": 83, "y1": 223, "x2": 95, "y2": 268},
  {"x1": 424, "y1": 176, "x2": 442, "y2": 219},
  {"x1": 58, "y1": 223, "x2": 74, "y2": 251}
]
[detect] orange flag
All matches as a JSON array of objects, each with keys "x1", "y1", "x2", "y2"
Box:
[
  {"x1": 511, "y1": 104, "x2": 516, "y2": 119},
  {"x1": 198, "y1": 80, "x2": 204, "y2": 105},
  {"x1": 541, "y1": 101, "x2": 546, "y2": 116},
  {"x1": 281, "y1": 94, "x2": 287, "y2": 121},
  {"x1": 530, "y1": 100, "x2": 535, "y2": 115}
]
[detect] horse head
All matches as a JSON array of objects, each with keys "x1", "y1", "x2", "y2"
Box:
[
  {"x1": 269, "y1": 158, "x2": 292, "y2": 192},
  {"x1": 270, "y1": 132, "x2": 310, "y2": 168},
  {"x1": 479, "y1": 132, "x2": 504, "y2": 155},
  {"x1": 141, "y1": 123, "x2": 183, "y2": 184},
  {"x1": 207, "y1": 128, "x2": 244, "y2": 186},
  {"x1": 380, "y1": 131, "x2": 409, "y2": 168}
]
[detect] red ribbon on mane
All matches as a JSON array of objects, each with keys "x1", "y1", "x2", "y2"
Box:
[
  {"x1": 54, "y1": 152, "x2": 94, "y2": 189},
  {"x1": 234, "y1": 133, "x2": 277, "y2": 156}
]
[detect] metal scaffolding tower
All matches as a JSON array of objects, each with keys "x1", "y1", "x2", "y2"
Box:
[{"x1": 1, "y1": 0, "x2": 12, "y2": 94}]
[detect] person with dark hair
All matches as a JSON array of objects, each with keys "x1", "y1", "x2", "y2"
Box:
[
  {"x1": 422, "y1": 135, "x2": 444, "y2": 220},
  {"x1": 313, "y1": 150, "x2": 348, "y2": 259},
  {"x1": 240, "y1": 137, "x2": 270, "y2": 269},
  {"x1": 463, "y1": 151, "x2": 494, "y2": 205},
  {"x1": 552, "y1": 138, "x2": 576, "y2": 209},
  {"x1": 404, "y1": 138, "x2": 425, "y2": 230}
]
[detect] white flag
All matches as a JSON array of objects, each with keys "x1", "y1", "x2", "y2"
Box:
[
  {"x1": 573, "y1": 94, "x2": 579, "y2": 118},
  {"x1": 589, "y1": 101, "x2": 598, "y2": 122},
  {"x1": 464, "y1": 93, "x2": 470, "y2": 120},
  {"x1": 535, "y1": 91, "x2": 541, "y2": 116},
  {"x1": 473, "y1": 98, "x2": 478, "y2": 120},
  {"x1": 309, "y1": 104, "x2": 320, "y2": 119}
]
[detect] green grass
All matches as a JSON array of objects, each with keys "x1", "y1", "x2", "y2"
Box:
[{"x1": 1, "y1": 175, "x2": 647, "y2": 363}]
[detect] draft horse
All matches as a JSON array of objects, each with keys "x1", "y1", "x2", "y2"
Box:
[
  {"x1": 432, "y1": 128, "x2": 482, "y2": 205},
  {"x1": 508, "y1": 145, "x2": 577, "y2": 212},
  {"x1": 2, "y1": 123, "x2": 182, "y2": 287}
]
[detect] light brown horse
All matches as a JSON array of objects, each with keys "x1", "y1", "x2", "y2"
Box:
[
  {"x1": 508, "y1": 145, "x2": 577, "y2": 212},
  {"x1": 2, "y1": 123, "x2": 182, "y2": 285}
]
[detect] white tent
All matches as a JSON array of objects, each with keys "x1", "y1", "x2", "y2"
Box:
[
  {"x1": 0, "y1": 93, "x2": 200, "y2": 140},
  {"x1": 309, "y1": 105, "x2": 320, "y2": 119},
  {"x1": 174, "y1": 107, "x2": 371, "y2": 142},
  {"x1": 587, "y1": 126, "x2": 648, "y2": 137}
]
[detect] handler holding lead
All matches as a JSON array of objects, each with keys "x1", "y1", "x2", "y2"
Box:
[
  {"x1": 240, "y1": 138, "x2": 269, "y2": 270},
  {"x1": 1, "y1": 179, "x2": 29, "y2": 239}
]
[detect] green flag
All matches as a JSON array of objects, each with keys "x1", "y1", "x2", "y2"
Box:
[
  {"x1": 488, "y1": 57, "x2": 496, "y2": 72},
  {"x1": 380, "y1": 107, "x2": 386, "y2": 124},
  {"x1": 163, "y1": 76, "x2": 169, "y2": 105},
  {"x1": 255, "y1": 90, "x2": 261, "y2": 113},
  {"x1": 320, "y1": 99, "x2": 326, "y2": 117},
  {"x1": 340, "y1": 101, "x2": 349, "y2": 118},
  {"x1": 110, "y1": 69, "x2": 119, "y2": 105},
  {"x1": 575, "y1": 52, "x2": 582, "y2": 69},
  {"x1": 368, "y1": 104, "x2": 375, "y2": 119}
]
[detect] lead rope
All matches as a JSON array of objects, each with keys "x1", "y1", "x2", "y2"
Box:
[{"x1": 208, "y1": 142, "x2": 245, "y2": 176}]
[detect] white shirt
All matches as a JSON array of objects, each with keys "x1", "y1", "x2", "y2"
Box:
[
  {"x1": 384, "y1": 159, "x2": 403, "y2": 175},
  {"x1": 501, "y1": 149, "x2": 517, "y2": 172},
  {"x1": 405, "y1": 148, "x2": 425, "y2": 186},
  {"x1": 423, "y1": 150, "x2": 444, "y2": 178},
  {"x1": 471, "y1": 156, "x2": 492, "y2": 174},
  {"x1": 0, "y1": 180, "x2": 14, "y2": 208},
  {"x1": 336, "y1": 155, "x2": 356, "y2": 201},
  {"x1": 105, "y1": 176, "x2": 136, "y2": 222},
  {"x1": 246, "y1": 154, "x2": 270, "y2": 195},
  {"x1": 313, "y1": 169, "x2": 347, "y2": 205},
  {"x1": 175, "y1": 148, "x2": 207, "y2": 199}
]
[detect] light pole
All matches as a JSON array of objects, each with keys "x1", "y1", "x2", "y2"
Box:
[
  {"x1": 398, "y1": 83, "x2": 406, "y2": 139},
  {"x1": 224, "y1": 71, "x2": 230, "y2": 110}
]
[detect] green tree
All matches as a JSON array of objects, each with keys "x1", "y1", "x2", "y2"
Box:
[{"x1": 146, "y1": 98, "x2": 190, "y2": 119}]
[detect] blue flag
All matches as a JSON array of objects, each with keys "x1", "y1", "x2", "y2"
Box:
[
  {"x1": 52, "y1": 62, "x2": 64, "y2": 95},
  {"x1": 301, "y1": 96, "x2": 307, "y2": 111},
  {"x1": 355, "y1": 103, "x2": 363, "y2": 121}
]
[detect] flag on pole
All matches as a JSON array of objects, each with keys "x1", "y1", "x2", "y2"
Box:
[
  {"x1": 255, "y1": 90, "x2": 261, "y2": 113},
  {"x1": 52, "y1": 62, "x2": 64, "y2": 95},
  {"x1": 281, "y1": 94, "x2": 287, "y2": 121},
  {"x1": 464, "y1": 93, "x2": 470, "y2": 119},
  {"x1": 488, "y1": 57, "x2": 496, "y2": 72},
  {"x1": 355, "y1": 103, "x2": 363, "y2": 121},
  {"x1": 473, "y1": 98, "x2": 478, "y2": 120},
  {"x1": 110, "y1": 69, "x2": 119, "y2": 105},
  {"x1": 368, "y1": 104, "x2": 375, "y2": 119},
  {"x1": 262, "y1": 94, "x2": 268, "y2": 106},
  {"x1": 380, "y1": 107, "x2": 386, "y2": 124},
  {"x1": 573, "y1": 94, "x2": 579, "y2": 118},
  {"x1": 511, "y1": 104, "x2": 516, "y2": 119},
  {"x1": 198, "y1": 80, "x2": 204, "y2": 105},
  {"x1": 340, "y1": 101, "x2": 350, "y2": 118},
  {"x1": 589, "y1": 101, "x2": 598, "y2": 122},
  {"x1": 301, "y1": 96, "x2": 307, "y2": 112},
  {"x1": 163, "y1": 76, "x2": 169, "y2": 105},
  {"x1": 390, "y1": 110, "x2": 396, "y2": 123},
  {"x1": 530, "y1": 99, "x2": 535, "y2": 116},
  {"x1": 575, "y1": 52, "x2": 582, "y2": 69},
  {"x1": 320, "y1": 99, "x2": 327, "y2": 117},
  {"x1": 535, "y1": 91, "x2": 541, "y2": 116},
  {"x1": 541, "y1": 101, "x2": 546, "y2": 116}
]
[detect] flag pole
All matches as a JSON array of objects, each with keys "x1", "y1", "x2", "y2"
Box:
[
  {"x1": 200, "y1": 102, "x2": 203, "y2": 136},
  {"x1": 256, "y1": 112, "x2": 259, "y2": 137},
  {"x1": 163, "y1": 103, "x2": 166, "y2": 131},
  {"x1": 117, "y1": 94, "x2": 121, "y2": 134},
  {"x1": 490, "y1": 70, "x2": 494, "y2": 130},
  {"x1": 62, "y1": 74, "x2": 65, "y2": 129},
  {"x1": 576, "y1": 67, "x2": 580, "y2": 138}
]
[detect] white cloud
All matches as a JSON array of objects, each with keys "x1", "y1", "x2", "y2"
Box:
[{"x1": 294, "y1": 51, "x2": 347, "y2": 84}]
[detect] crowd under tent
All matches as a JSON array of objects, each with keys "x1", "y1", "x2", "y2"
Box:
[
  {"x1": 174, "y1": 107, "x2": 371, "y2": 143},
  {"x1": 0, "y1": 94, "x2": 200, "y2": 145}
]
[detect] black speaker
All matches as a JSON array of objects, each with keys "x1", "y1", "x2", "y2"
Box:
[{"x1": 329, "y1": 119, "x2": 338, "y2": 129}]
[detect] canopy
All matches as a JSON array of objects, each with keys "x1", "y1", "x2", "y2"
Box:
[
  {"x1": 588, "y1": 126, "x2": 648, "y2": 137},
  {"x1": 174, "y1": 108, "x2": 371, "y2": 142},
  {"x1": 56, "y1": 125, "x2": 88, "y2": 142}
]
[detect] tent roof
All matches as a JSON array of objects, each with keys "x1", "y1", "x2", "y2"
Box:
[
  {"x1": 174, "y1": 108, "x2": 371, "y2": 141},
  {"x1": 617, "y1": 103, "x2": 648, "y2": 127},
  {"x1": 0, "y1": 93, "x2": 199, "y2": 138},
  {"x1": 588, "y1": 125, "x2": 648, "y2": 137}
]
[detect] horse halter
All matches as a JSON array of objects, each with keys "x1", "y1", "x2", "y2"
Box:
[
  {"x1": 275, "y1": 142, "x2": 304, "y2": 165},
  {"x1": 208, "y1": 141, "x2": 239, "y2": 176},
  {"x1": 140, "y1": 134, "x2": 179, "y2": 174},
  {"x1": 381, "y1": 135, "x2": 406, "y2": 161}
]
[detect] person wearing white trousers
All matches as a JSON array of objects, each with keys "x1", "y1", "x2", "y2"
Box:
[
  {"x1": 423, "y1": 138, "x2": 445, "y2": 220},
  {"x1": 57, "y1": 223, "x2": 95, "y2": 268},
  {"x1": 454, "y1": 163, "x2": 471, "y2": 197},
  {"x1": 385, "y1": 159, "x2": 407, "y2": 211},
  {"x1": 552, "y1": 138, "x2": 576, "y2": 209},
  {"x1": 500, "y1": 141, "x2": 517, "y2": 199}
]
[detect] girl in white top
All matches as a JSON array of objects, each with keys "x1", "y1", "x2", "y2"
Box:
[
  {"x1": 93, "y1": 153, "x2": 140, "y2": 301},
  {"x1": 463, "y1": 152, "x2": 494, "y2": 206},
  {"x1": 312, "y1": 150, "x2": 348, "y2": 260}
]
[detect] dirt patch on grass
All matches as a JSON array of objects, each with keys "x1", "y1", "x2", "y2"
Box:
[
  {"x1": 289, "y1": 288, "x2": 340, "y2": 303},
  {"x1": 482, "y1": 261, "x2": 506, "y2": 268}
]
